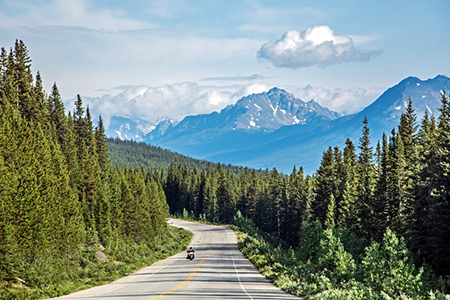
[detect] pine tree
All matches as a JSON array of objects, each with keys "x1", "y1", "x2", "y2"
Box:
[
  {"x1": 196, "y1": 170, "x2": 208, "y2": 217},
  {"x1": 13, "y1": 40, "x2": 36, "y2": 122},
  {"x1": 217, "y1": 168, "x2": 236, "y2": 224},
  {"x1": 410, "y1": 110, "x2": 438, "y2": 269},
  {"x1": 246, "y1": 169, "x2": 259, "y2": 220},
  {"x1": 108, "y1": 166, "x2": 124, "y2": 247},
  {"x1": 33, "y1": 71, "x2": 46, "y2": 124},
  {"x1": 325, "y1": 194, "x2": 336, "y2": 228},
  {"x1": 49, "y1": 83, "x2": 69, "y2": 152},
  {"x1": 339, "y1": 138, "x2": 358, "y2": 230},
  {"x1": 94, "y1": 116, "x2": 110, "y2": 175},
  {"x1": 203, "y1": 168, "x2": 218, "y2": 222},
  {"x1": 429, "y1": 91, "x2": 450, "y2": 275},
  {"x1": 2, "y1": 49, "x2": 19, "y2": 108},
  {"x1": 164, "y1": 162, "x2": 181, "y2": 213},
  {"x1": 314, "y1": 147, "x2": 336, "y2": 225},
  {"x1": 397, "y1": 98, "x2": 419, "y2": 236},
  {"x1": 374, "y1": 133, "x2": 389, "y2": 238},
  {"x1": 356, "y1": 116, "x2": 377, "y2": 238},
  {"x1": 268, "y1": 168, "x2": 282, "y2": 235},
  {"x1": 386, "y1": 130, "x2": 408, "y2": 235}
]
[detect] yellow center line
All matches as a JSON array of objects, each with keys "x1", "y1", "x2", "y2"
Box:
[{"x1": 149, "y1": 233, "x2": 215, "y2": 299}]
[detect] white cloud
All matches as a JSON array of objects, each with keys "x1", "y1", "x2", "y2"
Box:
[
  {"x1": 67, "y1": 82, "x2": 271, "y2": 129},
  {"x1": 289, "y1": 85, "x2": 381, "y2": 114},
  {"x1": 68, "y1": 80, "x2": 379, "y2": 132},
  {"x1": 257, "y1": 26, "x2": 381, "y2": 68}
]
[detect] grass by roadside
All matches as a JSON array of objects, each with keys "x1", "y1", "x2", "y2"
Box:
[{"x1": 0, "y1": 226, "x2": 192, "y2": 300}]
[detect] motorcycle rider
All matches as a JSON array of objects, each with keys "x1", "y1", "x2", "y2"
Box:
[{"x1": 186, "y1": 246, "x2": 195, "y2": 259}]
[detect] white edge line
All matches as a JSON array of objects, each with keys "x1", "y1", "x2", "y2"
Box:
[
  {"x1": 96, "y1": 255, "x2": 179, "y2": 296},
  {"x1": 230, "y1": 251, "x2": 254, "y2": 300}
]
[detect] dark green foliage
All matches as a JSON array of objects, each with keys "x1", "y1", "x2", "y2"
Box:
[
  {"x1": 107, "y1": 138, "x2": 253, "y2": 175},
  {"x1": 411, "y1": 91, "x2": 450, "y2": 277},
  {"x1": 314, "y1": 147, "x2": 337, "y2": 225},
  {"x1": 0, "y1": 41, "x2": 177, "y2": 298},
  {"x1": 356, "y1": 116, "x2": 378, "y2": 239},
  {"x1": 233, "y1": 214, "x2": 432, "y2": 299},
  {"x1": 362, "y1": 228, "x2": 423, "y2": 298}
]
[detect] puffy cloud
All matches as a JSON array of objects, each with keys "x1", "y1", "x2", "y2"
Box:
[
  {"x1": 290, "y1": 85, "x2": 381, "y2": 114},
  {"x1": 258, "y1": 26, "x2": 381, "y2": 68},
  {"x1": 67, "y1": 82, "x2": 270, "y2": 129}
]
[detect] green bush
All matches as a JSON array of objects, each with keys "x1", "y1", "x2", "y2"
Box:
[
  {"x1": 362, "y1": 228, "x2": 423, "y2": 298},
  {"x1": 297, "y1": 220, "x2": 325, "y2": 263},
  {"x1": 234, "y1": 215, "x2": 449, "y2": 300},
  {"x1": 316, "y1": 228, "x2": 356, "y2": 282}
]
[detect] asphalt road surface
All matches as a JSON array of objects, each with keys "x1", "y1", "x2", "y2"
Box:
[{"x1": 49, "y1": 219, "x2": 302, "y2": 299}]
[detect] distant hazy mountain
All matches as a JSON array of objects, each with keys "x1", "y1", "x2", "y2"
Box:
[
  {"x1": 145, "y1": 87, "x2": 339, "y2": 139},
  {"x1": 106, "y1": 75, "x2": 450, "y2": 174},
  {"x1": 143, "y1": 87, "x2": 340, "y2": 159},
  {"x1": 106, "y1": 116, "x2": 177, "y2": 142},
  {"x1": 206, "y1": 75, "x2": 450, "y2": 173}
]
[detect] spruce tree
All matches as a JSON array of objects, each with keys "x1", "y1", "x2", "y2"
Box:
[
  {"x1": 374, "y1": 133, "x2": 389, "y2": 238},
  {"x1": 339, "y1": 138, "x2": 358, "y2": 230},
  {"x1": 49, "y1": 83, "x2": 69, "y2": 152},
  {"x1": 246, "y1": 169, "x2": 259, "y2": 221},
  {"x1": 397, "y1": 98, "x2": 419, "y2": 236},
  {"x1": 216, "y1": 168, "x2": 236, "y2": 224},
  {"x1": 314, "y1": 147, "x2": 336, "y2": 225},
  {"x1": 356, "y1": 116, "x2": 377, "y2": 238},
  {"x1": 429, "y1": 91, "x2": 450, "y2": 275},
  {"x1": 410, "y1": 110, "x2": 438, "y2": 269},
  {"x1": 13, "y1": 40, "x2": 36, "y2": 122}
]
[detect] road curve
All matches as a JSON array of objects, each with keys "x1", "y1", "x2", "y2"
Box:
[{"x1": 48, "y1": 219, "x2": 302, "y2": 299}]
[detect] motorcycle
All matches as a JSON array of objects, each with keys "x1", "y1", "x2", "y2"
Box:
[{"x1": 187, "y1": 251, "x2": 195, "y2": 260}]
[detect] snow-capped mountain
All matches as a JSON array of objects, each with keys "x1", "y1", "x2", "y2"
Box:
[
  {"x1": 105, "y1": 75, "x2": 450, "y2": 174},
  {"x1": 359, "y1": 75, "x2": 446, "y2": 125},
  {"x1": 207, "y1": 75, "x2": 450, "y2": 173},
  {"x1": 106, "y1": 116, "x2": 176, "y2": 141},
  {"x1": 145, "y1": 87, "x2": 339, "y2": 142},
  {"x1": 144, "y1": 119, "x2": 178, "y2": 140},
  {"x1": 223, "y1": 87, "x2": 340, "y2": 131}
]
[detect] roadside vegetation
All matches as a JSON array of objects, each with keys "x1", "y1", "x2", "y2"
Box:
[
  {"x1": 232, "y1": 213, "x2": 449, "y2": 300},
  {"x1": 0, "y1": 227, "x2": 191, "y2": 300},
  {"x1": 0, "y1": 41, "x2": 191, "y2": 299}
]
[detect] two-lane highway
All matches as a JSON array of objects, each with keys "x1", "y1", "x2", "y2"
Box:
[{"x1": 49, "y1": 219, "x2": 301, "y2": 299}]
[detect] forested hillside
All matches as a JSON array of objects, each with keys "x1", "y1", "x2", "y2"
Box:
[
  {"x1": 0, "y1": 41, "x2": 190, "y2": 299},
  {"x1": 157, "y1": 97, "x2": 450, "y2": 298},
  {"x1": 107, "y1": 137, "x2": 252, "y2": 175}
]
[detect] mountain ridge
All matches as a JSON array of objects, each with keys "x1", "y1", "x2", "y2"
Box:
[
  {"x1": 105, "y1": 75, "x2": 450, "y2": 174},
  {"x1": 145, "y1": 87, "x2": 340, "y2": 143}
]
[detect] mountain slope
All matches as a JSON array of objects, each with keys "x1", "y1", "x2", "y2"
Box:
[
  {"x1": 145, "y1": 87, "x2": 340, "y2": 158},
  {"x1": 106, "y1": 116, "x2": 178, "y2": 142},
  {"x1": 211, "y1": 75, "x2": 450, "y2": 173},
  {"x1": 107, "y1": 75, "x2": 450, "y2": 174}
]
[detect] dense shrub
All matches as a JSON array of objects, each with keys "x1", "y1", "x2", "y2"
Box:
[{"x1": 232, "y1": 213, "x2": 448, "y2": 300}]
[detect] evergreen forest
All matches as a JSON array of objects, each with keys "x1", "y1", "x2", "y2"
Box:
[
  {"x1": 107, "y1": 137, "x2": 255, "y2": 175},
  {"x1": 1, "y1": 40, "x2": 450, "y2": 299},
  {"x1": 0, "y1": 41, "x2": 191, "y2": 299},
  {"x1": 123, "y1": 95, "x2": 450, "y2": 298}
]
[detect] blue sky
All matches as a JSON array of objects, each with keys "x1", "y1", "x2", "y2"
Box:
[{"x1": 1, "y1": 0, "x2": 449, "y2": 124}]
